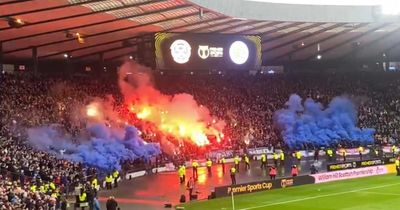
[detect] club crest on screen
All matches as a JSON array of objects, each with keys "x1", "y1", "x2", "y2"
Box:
[
  {"x1": 198, "y1": 45, "x2": 210, "y2": 59},
  {"x1": 170, "y1": 39, "x2": 191, "y2": 64}
]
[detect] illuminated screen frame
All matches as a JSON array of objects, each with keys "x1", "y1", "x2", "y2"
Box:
[{"x1": 155, "y1": 33, "x2": 261, "y2": 71}]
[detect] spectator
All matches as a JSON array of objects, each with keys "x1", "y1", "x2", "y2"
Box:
[{"x1": 106, "y1": 196, "x2": 118, "y2": 210}]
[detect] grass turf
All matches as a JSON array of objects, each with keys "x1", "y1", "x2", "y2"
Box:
[{"x1": 181, "y1": 174, "x2": 400, "y2": 210}]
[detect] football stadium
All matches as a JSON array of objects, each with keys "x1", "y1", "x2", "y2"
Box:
[{"x1": 1, "y1": 0, "x2": 400, "y2": 210}]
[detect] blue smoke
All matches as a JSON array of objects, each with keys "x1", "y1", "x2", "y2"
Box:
[
  {"x1": 274, "y1": 94, "x2": 375, "y2": 149},
  {"x1": 27, "y1": 123, "x2": 160, "y2": 172}
]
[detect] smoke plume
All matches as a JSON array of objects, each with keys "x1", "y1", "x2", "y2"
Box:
[
  {"x1": 118, "y1": 62, "x2": 225, "y2": 146},
  {"x1": 274, "y1": 94, "x2": 375, "y2": 149},
  {"x1": 27, "y1": 123, "x2": 160, "y2": 171},
  {"x1": 26, "y1": 61, "x2": 224, "y2": 171}
]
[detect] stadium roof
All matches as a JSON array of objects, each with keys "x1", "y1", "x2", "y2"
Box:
[{"x1": 1, "y1": 0, "x2": 400, "y2": 64}]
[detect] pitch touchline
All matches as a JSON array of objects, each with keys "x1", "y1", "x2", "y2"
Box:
[
  {"x1": 361, "y1": 191, "x2": 400, "y2": 196},
  {"x1": 239, "y1": 183, "x2": 400, "y2": 210}
]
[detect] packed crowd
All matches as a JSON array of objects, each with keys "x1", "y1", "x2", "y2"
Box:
[
  {"x1": 1, "y1": 70, "x2": 400, "y2": 208},
  {"x1": 157, "y1": 72, "x2": 400, "y2": 149},
  {"x1": 0, "y1": 135, "x2": 100, "y2": 209},
  {"x1": 0, "y1": 74, "x2": 111, "y2": 209}
]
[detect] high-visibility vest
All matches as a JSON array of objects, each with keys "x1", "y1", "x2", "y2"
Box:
[
  {"x1": 178, "y1": 166, "x2": 185, "y2": 177},
  {"x1": 39, "y1": 185, "x2": 45, "y2": 193},
  {"x1": 261, "y1": 154, "x2": 267, "y2": 162},
  {"x1": 51, "y1": 192, "x2": 59, "y2": 198},
  {"x1": 192, "y1": 161, "x2": 199, "y2": 168},
  {"x1": 273, "y1": 153, "x2": 279, "y2": 160},
  {"x1": 280, "y1": 152, "x2": 285, "y2": 161},
  {"x1": 113, "y1": 171, "x2": 119, "y2": 178},
  {"x1": 177, "y1": 168, "x2": 182, "y2": 177},
  {"x1": 106, "y1": 175, "x2": 113, "y2": 183},
  {"x1": 221, "y1": 158, "x2": 226, "y2": 164},
  {"x1": 327, "y1": 149, "x2": 333, "y2": 157},
  {"x1": 230, "y1": 167, "x2": 236, "y2": 175},
  {"x1": 234, "y1": 156, "x2": 240, "y2": 164},
  {"x1": 30, "y1": 185, "x2": 37, "y2": 192},
  {"x1": 392, "y1": 146, "x2": 397, "y2": 153},
  {"x1": 296, "y1": 152, "x2": 302, "y2": 159},
  {"x1": 92, "y1": 178, "x2": 98, "y2": 188},
  {"x1": 49, "y1": 182, "x2": 56, "y2": 190},
  {"x1": 395, "y1": 160, "x2": 400, "y2": 167},
  {"x1": 244, "y1": 156, "x2": 250, "y2": 163},
  {"x1": 206, "y1": 160, "x2": 212, "y2": 167},
  {"x1": 79, "y1": 192, "x2": 87, "y2": 202}
]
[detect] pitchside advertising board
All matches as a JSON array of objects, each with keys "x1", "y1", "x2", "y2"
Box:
[
  {"x1": 154, "y1": 33, "x2": 262, "y2": 71},
  {"x1": 214, "y1": 176, "x2": 315, "y2": 197},
  {"x1": 214, "y1": 163, "x2": 395, "y2": 198},
  {"x1": 327, "y1": 159, "x2": 385, "y2": 171},
  {"x1": 313, "y1": 165, "x2": 389, "y2": 183}
]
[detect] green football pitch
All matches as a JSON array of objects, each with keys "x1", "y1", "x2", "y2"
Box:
[{"x1": 181, "y1": 174, "x2": 400, "y2": 210}]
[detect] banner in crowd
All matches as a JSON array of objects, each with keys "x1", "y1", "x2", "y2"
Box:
[
  {"x1": 336, "y1": 148, "x2": 370, "y2": 156},
  {"x1": 207, "y1": 150, "x2": 235, "y2": 159},
  {"x1": 214, "y1": 175, "x2": 315, "y2": 197},
  {"x1": 313, "y1": 165, "x2": 388, "y2": 183},
  {"x1": 247, "y1": 147, "x2": 274, "y2": 155},
  {"x1": 327, "y1": 159, "x2": 385, "y2": 171},
  {"x1": 207, "y1": 147, "x2": 377, "y2": 159}
]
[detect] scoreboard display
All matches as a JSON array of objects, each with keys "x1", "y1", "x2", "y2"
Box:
[{"x1": 155, "y1": 33, "x2": 261, "y2": 71}]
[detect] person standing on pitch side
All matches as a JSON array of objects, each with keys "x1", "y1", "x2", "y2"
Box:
[
  {"x1": 269, "y1": 166, "x2": 277, "y2": 180},
  {"x1": 392, "y1": 145, "x2": 398, "y2": 157},
  {"x1": 314, "y1": 149, "x2": 319, "y2": 161},
  {"x1": 105, "y1": 174, "x2": 113, "y2": 190},
  {"x1": 230, "y1": 166, "x2": 237, "y2": 185},
  {"x1": 273, "y1": 152, "x2": 279, "y2": 166},
  {"x1": 234, "y1": 155, "x2": 240, "y2": 172},
  {"x1": 206, "y1": 159, "x2": 212, "y2": 176},
  {"x1": 291, "y1": 165, "x2": 298, "y2": 177},
  {"x1": 106, "y1": 196, "x2": 119, "y2": 210},
  {"x1": 295, "y1": 151, "x2": 302, "y2": 163},
  {"x1": 342, "y1": 148, "x2": 347, "y2": 162},
  {"x1": 186, "y1": 177, "x2": 195, "y2": 199},
  {"x1": 358, "y1": 146, "x2": 364, "y2": 161},
  {"x1": 220, "y1": 156, "x2": 226, "y2": 174},
  {"x1": 192, "y1": 160, "x2": 199, "y2": 180},
  {"x1": 244, "y1": 154, "x2": 250, "y2": 170},
  {"x1": 178, "y1": 164, "x2": 186, "y2": 184},
  {"x1": 260, "y1": 153, "x2": 267, "y2": 169},
  {"x1": 326, "y1": 148, "x2": 334, "y2": 162},
  {"x1": 280, "y1": 151, "x2": 285, "y2": 166}
]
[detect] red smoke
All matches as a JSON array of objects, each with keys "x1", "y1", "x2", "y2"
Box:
[{"x1": 118, "y1": 62, "x2": 225, "y2": 146}]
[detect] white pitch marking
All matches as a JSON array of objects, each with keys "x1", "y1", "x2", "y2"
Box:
[
  {"x1": 239, "y1": 183, "x2": 400, "y2": 210},
  {"x1": 361, "y1": 191, "x2": 400, "y2": 196}
]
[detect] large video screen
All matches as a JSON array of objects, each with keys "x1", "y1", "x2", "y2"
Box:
[{"x1": 155, "y1": 33, "x2": 261, "y2": 71}]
